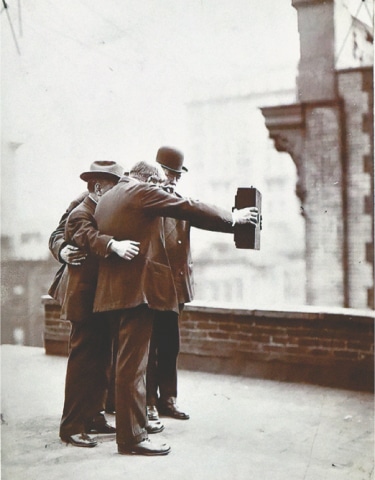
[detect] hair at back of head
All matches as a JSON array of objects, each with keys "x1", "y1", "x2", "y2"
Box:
[{"x1": 130, "y1": 161, "x2": 164, "y2": 183}]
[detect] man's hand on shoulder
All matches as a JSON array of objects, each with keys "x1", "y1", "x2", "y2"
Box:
[
  {"x1": 60, "y1": 245, "x2": 88, "y2": 265},
  {"x1": 109, "y1": 240, "x2": 140, "y2": 261}
]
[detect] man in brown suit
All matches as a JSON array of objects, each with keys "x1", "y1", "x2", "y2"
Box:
[
  {"x1": 58, "y1": 161, "x2": 140, "y2": 448},
  {"x1": 93, "y1": 160, "x2": 259, "y2": 456},
  {"x1": 48, "y1": 192, "x2": 88, "y2": 305},
  {"x1": 146, "y1": 147, "x2": 192, "y2": 422}
]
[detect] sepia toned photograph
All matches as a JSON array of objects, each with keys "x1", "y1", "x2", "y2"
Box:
[{"x1": 1, "y1": 1, "x2": 374, "y2": 479}]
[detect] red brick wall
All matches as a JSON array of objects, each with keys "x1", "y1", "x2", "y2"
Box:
[
  {"x1": 43, "y1": 296, "x2": 70, "y2": 356},
  {"x1": 42, "y1": 297, "x2": 374, "y2": 392},
  {"x1": 179, "y1": 302, "x2": 374, "y2": 392}
]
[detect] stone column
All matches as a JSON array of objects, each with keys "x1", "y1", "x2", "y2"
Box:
[
  {"x1": 261, "y1": 0, "x2": 374, "y2": 308},
  {"x1": 292, "y1": 0, "x2": 336, "y2": 102}
]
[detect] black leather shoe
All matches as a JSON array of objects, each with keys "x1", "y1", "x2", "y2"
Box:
[
  {"x1": 147, "y1": 405, "x2": 159, "y2": 421},
  {"x1": 158, "y1": 398, "x2": 190, "y2": 420},
  {"x1": 146, "y1": 421, "x2": 164, "y2": 434},
  {"x1": 118, "y1": 439, "x2": 171, "y2": 456},
  {"x1": 62, "y1": 433, "x2": 98, "y2": 448},
  {"x1": 89, "y1": 422, "x2": 116, "y2": 434},
  {"x1": 105, "y1": 401, "x2": 116, "y2": 414}
]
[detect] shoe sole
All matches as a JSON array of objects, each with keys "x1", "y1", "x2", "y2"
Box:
[
  {"x1": 118, "y1": 447, "x2": 171, "y2": 456},
  {"x1": 146, "y1": 425, "x2": 165, "y2": 434},
  {"x1": 88, "y1": 430, "x2": 116, "y2": 435},
  {"x1": 63, "y1": 439, "x2": 98, "y2": 448},
  {"x1": 159, "y1": 413, "x2": 190, "y2": 420}
]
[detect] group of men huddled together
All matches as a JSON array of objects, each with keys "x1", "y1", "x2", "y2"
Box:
[{"x1": 48, "y1": 146, "x2": 259, "y2": 456}]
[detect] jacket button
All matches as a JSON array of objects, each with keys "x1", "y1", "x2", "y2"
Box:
[{"x1": 177, "y1": 240, "x2": 182, "y2": 244}]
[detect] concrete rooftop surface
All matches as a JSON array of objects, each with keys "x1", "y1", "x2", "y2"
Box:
[{"x1": 1, "y1": 344, "x2": 374, "y2": 480}]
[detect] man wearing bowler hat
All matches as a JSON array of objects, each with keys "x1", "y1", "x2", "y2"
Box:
[
  {"x1": 146, "y1": 147, "x2": 191, "y2": 422},
  {"x1": 56, "y1": 161, "x2": 140, "y2": 448}
]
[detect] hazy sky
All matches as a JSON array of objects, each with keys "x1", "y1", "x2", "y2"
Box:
[{"x1": 1, "y1": 0, "x2": 372, "y2": 249}]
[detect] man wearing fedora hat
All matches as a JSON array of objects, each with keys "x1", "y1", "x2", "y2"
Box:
[
  {"x1": 146, "y1": 147, "x2": 191, "y2": 422},
  {"x1": 93, "y1": 160, "x2": 259, "y2": 456},
  {"x1": 54, "y1": 161, "x2": 141, "y2": 448}
]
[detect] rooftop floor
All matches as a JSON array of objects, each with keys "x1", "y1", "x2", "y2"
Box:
[{"x1": 1, "y1": 344, "x2": 374, "y2": 480}]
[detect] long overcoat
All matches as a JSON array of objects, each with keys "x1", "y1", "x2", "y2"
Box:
[
  {"x1": 48, "y1": 192, "x2": 87, "y2": 305},
  {"x1": 61, "y1": 196, "x2": 112, "y2": 322}
]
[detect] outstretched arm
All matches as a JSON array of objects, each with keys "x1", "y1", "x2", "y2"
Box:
[{"x1": 141, "y1": 185, "x2": 259, "y2": 233}]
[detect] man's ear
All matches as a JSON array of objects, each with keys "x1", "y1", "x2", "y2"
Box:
[{"x1": 94, "y1": 182, "x2": 103, "y2": 196}]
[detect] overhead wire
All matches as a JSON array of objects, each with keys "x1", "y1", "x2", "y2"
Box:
[
  {"x1": 335, "y1": 0, "x2": 366, "y2": 66},
  {"x1": 17, "y1": 0, "x2": 22, "y2": 36},
  {"x1": 2, "y1": 0, "x2": 139, "y2": 71},
  {"x1": 362, "y1": 0, "x2": 374, "y2": 25},
  {"x1": 1, "y1": 0, "x2": 21, "y2": 54},
  {"x1": 25, "y1": 0, "x2": 148, "y2": 73}
]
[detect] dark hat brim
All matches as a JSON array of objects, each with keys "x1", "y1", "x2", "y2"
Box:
[
  {"x1": 80, "y1": 171, "x2": 122, "y2": 182},
  {"x1": 159, "y1": 163, "x2": 188, "y2": 173}
]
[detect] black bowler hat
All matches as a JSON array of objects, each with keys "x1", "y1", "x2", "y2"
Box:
[
  {"x1": 156, "y1": 146, "x2": 188, "y2": 173},
  {"x1": 80, "y1": 160, "x2": 124, "y2": 182}
]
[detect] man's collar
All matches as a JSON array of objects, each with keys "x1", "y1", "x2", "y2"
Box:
[
  {"x1": 88, "y1": 194, "x2": 98, "y2": 205},
  {"x1": 119, "y1": 176, "x2": 133, "y2": 184}
]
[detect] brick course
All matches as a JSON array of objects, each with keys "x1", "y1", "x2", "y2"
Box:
[
  {"x1": 41, "y1": 297, "x2": 373, "y2": 391},
  {"x1": 179, "y1": 302, "x2": 374, "y2": 391}
]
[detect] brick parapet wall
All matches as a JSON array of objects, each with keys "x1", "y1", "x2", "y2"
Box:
[
  {"x1": 181, "y1": 306, "x2": 372, "y2": 362},
  {"x1": 179, "y1": 301, "x2": 374, "y2": 391},
  {"x1": 42, "y1": 296, "x2": 374, "y2": 391},
  {"x1": 42, "y1": 296, "x2": 70, "y2": 356}
]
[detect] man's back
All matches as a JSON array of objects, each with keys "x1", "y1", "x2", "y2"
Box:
[
  {"x1": 94, "y1": 177, "x2": 178, "y2": 314},
  {"x1": 94, "y1": 175, "x2": 234, "y2": 314}
]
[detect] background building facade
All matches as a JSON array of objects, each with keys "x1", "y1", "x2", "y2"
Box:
[
  {"x1": 262, "y1": 0, "x2": 373, "y2": 309},
  {"x1": 1, "y1": 0, "x2": 373, "y2": 348}
]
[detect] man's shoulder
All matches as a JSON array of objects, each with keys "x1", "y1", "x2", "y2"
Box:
[
  {"x1": 67, "y1": 191, "x2": 88, "y2": 212},
  {"x1": 120, "y1": 178, "x2": 168, "y2": 200},
  {"x1": 68, "y1": 196, "x2": 95, "y2": 219}
]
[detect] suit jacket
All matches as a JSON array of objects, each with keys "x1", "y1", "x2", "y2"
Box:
[
  {"x1": 163, "y1": 207, "x2": 194, "y2": 304},
  {"x1": 61, "y1": 196, "x2": 113, "y2": 322},
  {"x1": 48, "y1": 191, "x2": 88, "y2": 304},
  {"x1": 93, "y1": 176, "x2": 234, "y2": 314}
]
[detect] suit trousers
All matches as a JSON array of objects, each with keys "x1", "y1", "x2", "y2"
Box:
[
  {"x1": 105, "y1": 320, "x2": 119, "y2": 413},
  {"x1": 146, "y1": 306, "x2": 182, "y2": 405},
  {"x1": 59, "y1": 315, "x2": 112, "y2": 439},
  {"x1": 115, "y1": 304, "x2": 154, "y2": 447}
]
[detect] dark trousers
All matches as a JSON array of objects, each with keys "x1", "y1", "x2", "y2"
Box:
[
  {"x1": 59, "y1": 315, "x2": 112, "y2": 439},
  {"x1": 105, "y1": 320, "x2": 119, "y2": 413},
  {"x1": 146, "y1": 307, "x2": 182, "y2": 405},
  {"x1": 115, "y1": 305, "x2": 154, "y2": 447}
]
